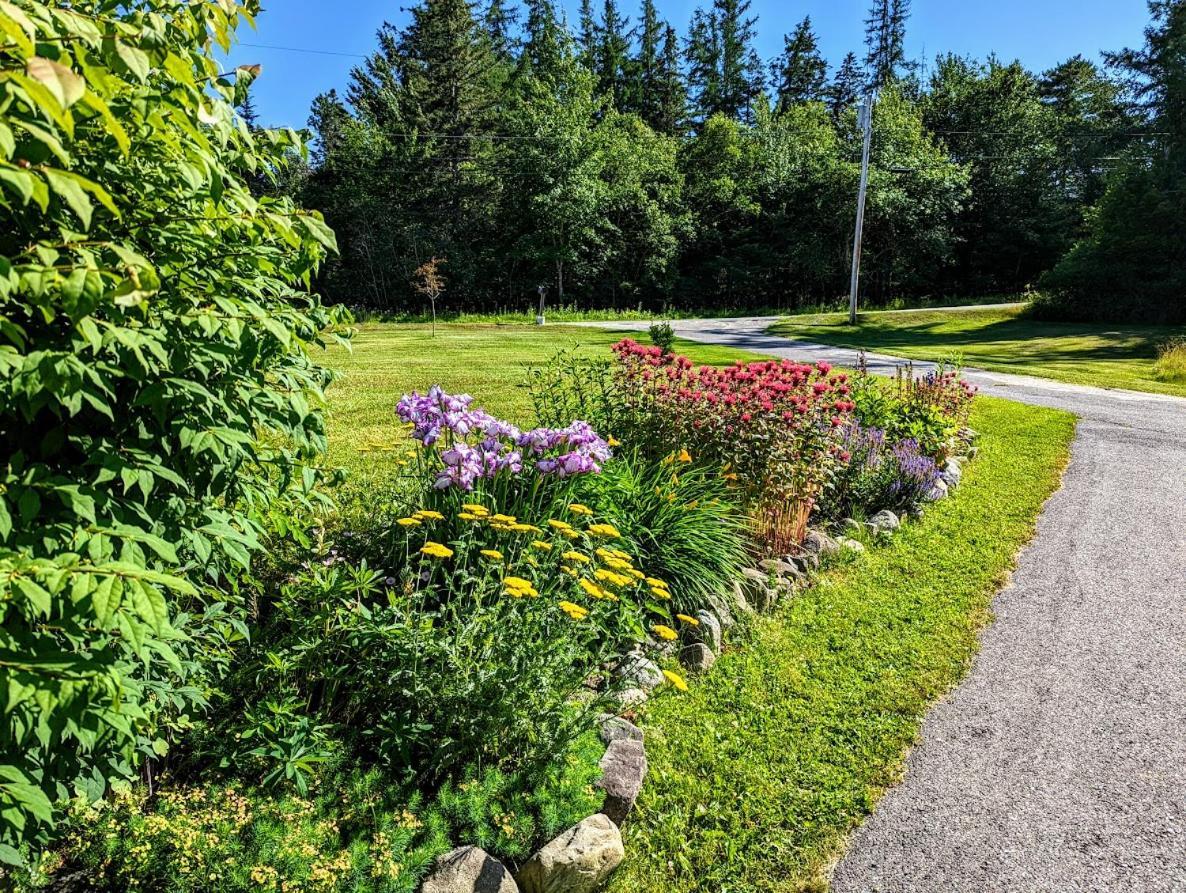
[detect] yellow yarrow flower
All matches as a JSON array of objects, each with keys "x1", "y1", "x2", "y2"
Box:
[
  {"x1": 503, "y1": 576, "x2": 539, "y2": 598},
  {"x1": 663, "y1": 669, "x2": 689, "y2": 692},
  {"x1": 563, "y1": 551, "x2": 590, "y2": 564},
  {"x1": 397, "y1": 518, "x2": 422, "y2": 528},
  {"x1": 512, "y1": 523, "x2": 542, "y2": 534},
  {"x1": 652, "y1": 624, "x2": 678, "y2": 641},
  {"x1": 588, "y1": 523, "x2": 622, "y2": 539},
  {"x1": 492, "y1": 514, "x2": 517, "y2": 524},
  {"x1": 531, "y1": 540, "x2": 554, "y2": 552},
  {"x1": 415, "y1": 510, "x2": 445, "y2": 521},
  {"x1": 459, "y1": 512, "x2": 482, "y2": 521},
  {"x1": 676, "y1": 613, "x2": 699, "y2": 626},
  {"x1": 558, "y1": 601, "x2": 589, "y2": 621},
  {"x1": 463, "y1": 504, "x2": 490, "y2": 516},
  {"x1": 547, "y1": 519, "x2": 573, "y2": 531},
  {"x1": 579, "y1": 578, "x2": 610, "y2": 600},
  {"x1": 567, "y1": 503, "x2": 594, "y2": 516},
  {"x1": 480, "y1": 549, "x2": 504, "y2": 561},
  {"x1": 594, "y1": 569, "x2": 633, "y2": 588},
  {"x1": 646, "y1": 577, "x2": 669, "y2": 590},
  {"x1": 420, "y1": 542, "x2": 454, "y2": 559},
  {"x1": 650, "y1": 587, "x2": 671, "y2": 600}
]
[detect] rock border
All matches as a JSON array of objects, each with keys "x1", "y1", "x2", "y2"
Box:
[{"x1": 416, "y1": 431, "x2": 977, "y2": 893}]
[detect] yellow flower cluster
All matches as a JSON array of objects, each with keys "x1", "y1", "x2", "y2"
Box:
[
  {"x1": 420, "y1": 542, "x2": 454, "y2": 559},
  {"x1": 558, "y1": 600, "x2": 589, "y2": 620},
  {"x1": 503, "y1": 576, "x2": 540, "y2": 598}
]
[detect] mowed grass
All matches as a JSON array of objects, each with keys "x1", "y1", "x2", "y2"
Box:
[
  {"x1": 769, "y1": 304, "x2": 1186, "y2": 397},
  {"x1": 609, "y1": 396, "x2": 1075, "y2": 893}
]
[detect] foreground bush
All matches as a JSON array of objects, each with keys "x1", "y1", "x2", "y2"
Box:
[
  {"x1": 0, "y1": 0, "x2": 344, "y2": 854},
  {"x1": 1154, "y1": 337, "x2": 1186, "y2": 383}
]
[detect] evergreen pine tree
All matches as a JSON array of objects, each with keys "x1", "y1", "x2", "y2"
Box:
[
  {"x1": 864, "y1": 0, "x2": 911, "y2": 91},
  {"x1": 828, "y1": 51, "x2": 864, "y2": 115},
  {"x1": 598, "y1": 0, "x2": 631, "y2": 106},
  {"x1": 772, "y1": 16, "x2": 828, "y2": 112},
  {"x1": 628, "y1": 0, "x2": 664, "y2": 119},
  {"x1": 522, "y1": 0, "x2": 569, "y2": 82},
  {"x1": 654, "y1": 24, "x2": 687, "y2": 134},
  {"x1": 577, "y1": 0, "x2": 599, "y2": 69},
  {"x1": 237, "y1": 91, "x2": 260, "y2": 130},
  {"x1": 483, "y1": 0, "x2": 519, "y2": 61},
  {"x1": 685, "y1": 7, "x2": 721, "y2": 124},
  {"x1": 686, "y1": 0, "x2": 763, "y2": 123}
]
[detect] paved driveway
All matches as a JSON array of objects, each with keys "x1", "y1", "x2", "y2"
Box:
[{"x1": 589, "y1": 317, "x2": 1186, "y2": 892}]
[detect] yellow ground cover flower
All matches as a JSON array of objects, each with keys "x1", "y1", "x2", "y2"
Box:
[
  {"x1": 579, "y1": 578, "x2": 610, "y2": 600},
  {"x1": 531, "y1": 540, "x2": 554, "y2": 551},
  {"x1": 480, "y1": 549, "x2": 504, "y2": 561},
  {"x1": 663, "y1": 669, "x2": 689, "y2": 691},
  {"x1": 548, "y1": 519, "x2": 573, "y2": 531},
  {"x1": 594, "y1": 569, "x2": 633, "y2": 588},
  {"x1": 652, "y1": 624, "x2": 678, "y2": 641},
  {"x1": 567, "y1": 503, "x2": 594, "y2": 516},
  {"x1": 414, "y1": 510, "x2": 445, "y2": 521},
  {"x1": 558, "y1": 601, "x2": 589, "y2": 620},
  {"x1": 420, "y1": 542, "x2": 454, "y2": 559},
  {"x1": 503, "y1": 576, "x2": 539, "y2": 598},
  {"x1": 588, "y1": 523, "x2": 622, "y2": 539},
  {"x1": 563, "y1": 551, "x2": 591, "y2": 564},
  {"x1": 676, "y1": 613, "x2": 699, "y2": 626},
  {"x1": 397, "y1": 518, "x2": 422, "y2": 527}
]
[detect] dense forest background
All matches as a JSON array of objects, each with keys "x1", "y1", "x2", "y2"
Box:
[{"x1": 262, "y1": 0, "x2": 1186, "y2": 322}]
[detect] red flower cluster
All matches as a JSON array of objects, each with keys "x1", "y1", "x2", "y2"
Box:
[{"x1": 611, "y1": 339, "x2": 856, "y2": 550}]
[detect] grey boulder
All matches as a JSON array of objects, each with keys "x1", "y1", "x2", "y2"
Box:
[
  {"x1": 614, "y1": 650, "x2": 665, "y2": 692},
  {"x1": 596, "y1": 738, "x2": 648, "y2": 825},
  {"x1": 869, "y1": 510, "x2": 900, "y2": 533},
  {"x1": 693, "y1": 610, "x2": 723, "y2": 652},
  {"x1": 421, "y1": 846, "x2": 518, "y2": 893},
  {"x1": 517, "y1": 814, "x2": 625, "y2": 893},
  {"x1": 597, "y1": 714, "x2": 643, "y2": 745},
  {"x1": 681, "y1": 642, "x2": 717, "y2": 672},
  {"x1": 802, "y1": 529, "x2": 841, "y2": 556}
]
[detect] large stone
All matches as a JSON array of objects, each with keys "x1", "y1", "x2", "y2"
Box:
[
  {"x1": 693, "y1": 610, "x2": 723, "y2": 652},
  {"x1": 730, "y1": 580, "x2": 754, "y2": 615},
  {"x1": 941, "y1": 459, "x2": 963, "y2": 489},
  {"x1": 759, "y1": 558, "x2": 805, "y2": 583},
  {"x1": 925, "y1": 478, "x2": 950, "y2": 502},
  {"x1": 612, "y1": 687, "x2": 648, "y2": 711},
  {"x1": 597, "y1": 714, "x2": 643, "y2": 745},
  {"x1": 739, "y1": 567, "x2": 778, "y2": 612},
  {"x1": 517, "y1": 814, "x2": 625, "y2": 893},
  {"x1": 596, "y1": 738, "x2": 648, "y2": 825},
  {"x1": 837, "y1": 536, "x2": 866, "y2": 554},
  {"x1": 802, "y1": 529, "x2": 841, "y2": 557},
  {"x1": 614, "y1": 651, "x2": 665, "y2": 692},
  {"x1": 681, "y1": 642, "x2": 716, "y2": 672},
  {"x1": 421, "y1": 846, "x2": 519, "y2": 893}
]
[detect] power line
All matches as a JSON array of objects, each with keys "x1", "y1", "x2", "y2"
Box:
[{"x1": 239, "y1": 42, "x2": 369, "y2": 59}]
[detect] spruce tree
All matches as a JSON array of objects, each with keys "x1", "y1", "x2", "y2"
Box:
[
  {"x1": 686, "y1": 0, "x2": 764, "y2": 123},
  {"x1": 864, "y1": 0, "x2": 911, "y2": 91},
  {"x1": 829, "y1": 51, "x2": 864, "y2": 115},
  {"x1": 772, "y1": 16, "x2": 828, "y2": 112},
  {"x1": 654, "y1": 24, "x2": 687, "y2": 134},
  {"x1": 483, "y1": 0, "x2": 519, "y2": 61},
  {"x1": 629, "y1": 0, "x2": 664, "y2": 119},
  {"x1": 598, "y1": 0, "x2": 632, "y2": 107},
  {"x1": 685, "y1": 7, "x2": 722, "y2": 123},
  {"x1": 522, "y1": 0, "x2": 569, "y2": 83},
  {"x1": 577, "y1": 0, "x2": 599, "y2": 70}
]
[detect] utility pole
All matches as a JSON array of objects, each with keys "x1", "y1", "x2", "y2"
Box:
[{"x1": 849, "y1": 93, "x2": 874, "y2": 325}]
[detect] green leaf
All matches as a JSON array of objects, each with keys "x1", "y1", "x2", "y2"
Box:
[
  {"x1": 26, "y1": 57, "x2": 86, "y2": 110},
  {"x1": 43, "y1": 169, "x2": 93, "y2": 229},
  {"x1": 14, "y1": 578, "x2": 51, "y2": 617},
  {"x1": 91, "y1": 575, "x2": 121, "y2": 627},
  {"x1": 114, "y1": 40, "x2": 150, "y2": 82}
]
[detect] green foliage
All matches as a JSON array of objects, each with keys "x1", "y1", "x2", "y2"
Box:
[
  {"x1": 647, "y1": 321, "x2": 676, "y2": 354},
  {"x1": 1154, "y1": 336, "x2": 1186, "y2": 382},
  {"x1": 848, "y1": 359, "x2": 973, "y2": 459},
  {"x1": 16, "y1": 738, "x2": 603, "y2": 892},
  {"x1": 579, "y1": 453, "x2": 749, "y2": 618},
  {"x1": 0, "y1": 0, "x2": 344, "y2": 852}
]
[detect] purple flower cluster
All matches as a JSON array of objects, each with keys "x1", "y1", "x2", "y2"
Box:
[
  {"x1": 887, "y1": 438, "x2": 941, "y2": 505},
  {"x1": 397, "y1": 386, "x2": 611, "y2": 491}
]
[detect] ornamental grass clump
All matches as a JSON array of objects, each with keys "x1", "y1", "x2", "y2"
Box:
[{"x1": 610, "y1": 339, "x2": 855, "y2": 551}]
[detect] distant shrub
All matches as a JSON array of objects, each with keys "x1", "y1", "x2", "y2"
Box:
[
  {"x1": 648, "y1": 321, "x2": 676, "y2": 355},
  {"x1": 1154, "y1": 337, "x2": 1186, "y2": 383}
]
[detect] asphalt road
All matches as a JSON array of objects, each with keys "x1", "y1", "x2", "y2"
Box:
[{"x1": 590, "y1": 317, "x2": 1186, "y2": 892}]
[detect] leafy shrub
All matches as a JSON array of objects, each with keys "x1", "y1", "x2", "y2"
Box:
[
  {"x1": 648, "y1": 321, "x2": 676, "y2": 355},
  {"x1": 818, "y1": 427, "x2": 941, "y2": 521},
  {"x1": 580, "y1": 451, "x2": 749, "y2": 618},
  {"x1": 0, "y1": 0, "x2": 344, "y2": 852},
  {"x1": 848, "y1": 356, "x2": 975, "y2": 459},
  {"x1": 16, "y1": 736, "x2": 603, "y2": 892},
  {"x1": 610, "y1": 340, "x2": 854, "y2": 551},
  {"x1": 528, "y1": 348, "x2": 625, "y2": 440},
  {"x1": 1154, "y1": 336, "x2": 1186, "y2": 383}
]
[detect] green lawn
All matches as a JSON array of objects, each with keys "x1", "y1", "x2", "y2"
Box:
[
  {"x1": 319, "y1": 323, "x2": 1075, "y2": 893},
  {"x1": 769, "y1": 304, "x2": 1186, "y2": 397}
]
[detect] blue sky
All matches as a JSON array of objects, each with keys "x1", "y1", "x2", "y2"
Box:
[{"x1": 226, "y1": 0, "x2": 1151, "y2": 129}]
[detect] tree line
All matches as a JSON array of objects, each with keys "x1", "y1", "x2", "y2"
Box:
[{"x1": 279, "y1": 0, "x2": 1185, "y2": 322}]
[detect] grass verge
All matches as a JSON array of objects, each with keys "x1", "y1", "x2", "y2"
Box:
[
  {"x1": 769, "y1": 304, "x2": 1186, "y2": 397},
  {"x1": 609, "y1": 395, "x2": 1075, "y2": 893}
]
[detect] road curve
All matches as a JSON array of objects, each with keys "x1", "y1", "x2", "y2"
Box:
[{"x1": 586, "y1": 317, "x2": 1186, "y2": 892}]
